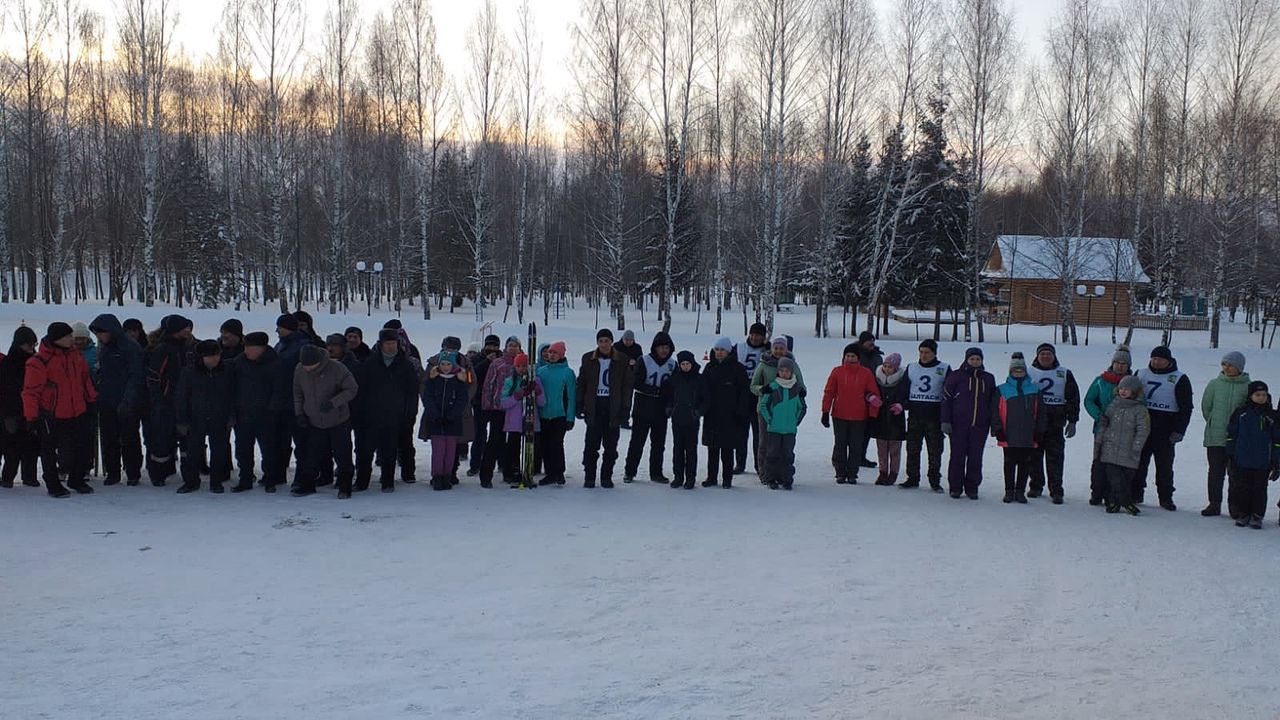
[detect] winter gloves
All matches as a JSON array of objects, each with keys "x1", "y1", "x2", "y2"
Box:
[
  {"x1": 1065, "y1": 421, "x2": 1077, "y2": 439},
  {"x1": 820, "y1": 413, "x2": 831, "y2": 428},
  {"x1": 867, "y1": 394, "x2": 883, "y2": 409}
]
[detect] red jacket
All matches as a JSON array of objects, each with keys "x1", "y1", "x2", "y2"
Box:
[
  {"x1": 822, "y1": 362, "x2": 881, "y2": 421},
  {"x1": 23, "y1": 341, "x2": 97, "y2": 421}
]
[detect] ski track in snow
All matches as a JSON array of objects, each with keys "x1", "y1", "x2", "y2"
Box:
[{"x1": 2, "y1": 302, "x2": 1280, "y2": 719}]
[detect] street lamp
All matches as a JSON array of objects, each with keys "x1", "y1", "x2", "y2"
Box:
[
  {"x1": 1076, "y1": 284, "x2": 1105, "y2": 346},
  {"x1": 355, "y1": 261, "x2": 384, "y2": 317}
]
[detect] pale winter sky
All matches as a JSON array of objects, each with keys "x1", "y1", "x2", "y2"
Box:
[{"x1": 171, "y1": 0, "x2": 1064, "y2": 109}]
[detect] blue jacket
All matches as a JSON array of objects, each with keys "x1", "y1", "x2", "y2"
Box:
[
  {"x1": 275, "y1": 332, "x2": 309, "y2": 392},
  {"x1": 89, "y1": 313, "x2": 145, "y2": 411},
  {"x1": 1225, "y1": 402, "x2": 1280, "y2": 471},
  {"x1": 536, "y1": 359, "x2": 577, "y2": 421}
]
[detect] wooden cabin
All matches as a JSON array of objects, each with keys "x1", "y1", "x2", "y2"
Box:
[{"x1": 983, "y1": 235, "x2": 1149, "y2": 327}]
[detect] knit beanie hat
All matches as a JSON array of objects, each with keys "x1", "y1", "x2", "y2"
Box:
[
  {"x1": 771, "y1": 335, "x2": 789, "y2": 349},
  {"x1": 677, "y1": 350, "x2": 696, "y2": 365},
  {"x1": 163, "y1": 314, "x2": 193, "y2": 336},
  {"x1": 859, "y1": 331, "x2": 876, "y2": 344},
  {"x1": 244, "y1": 332, "x2": 270, "y2": 348},
  {"x1": 778, "y1": 357, "x2": 797, "y2": 375},
  {"x1": 466, "y1": 341, "x2": 482, "y2": 354},
  {"x1": 13, "y1": 326, "x2": 37, "y2": 346},
  {"x1": 293, "y1": 310, "x2": 314, "y2": 328},
  {"x1": 383, "y1": 319, "x2": 403, "y2": 330},
  {"x1": 1248, "y1": 380, "x2": 1269, "y2": 396},
  {"x1": 276, "y1": 313, "x2": 299, "y2": 332},
  {"x1": 965, "y1": 346, "x2": 984, "y2": 361},
  {"x1": 622, "y1": 329, "x2": 635, "y2": 342},
  {"x1": 597, "y1": 328, "x2": 614, "y2": 341},
  {"x1": 1111, "y1": 344, "x2": 1132, "y2": 366},
  {"x1": 1035, "y1": 342, "x2": 1056, "y2": 357},
  {"x1": 71, "y1": 322, "x2": 90, "y2": 340},
  {"x1": 46, "y1": 322, "x2": 73, "y2": 343},
  {"x1": 196, "y1": 339, "x2": 221, "y2": 357},
  {"x1": 919, "y1": 339, "x2": 938, "y2": 353},
  {"x1": 299, "y1": 344, "x2": 326, "y2": 366},
  {"x1": 843, "y1": 343, "x2": 859, "y2": 357},
  {"x1": 1150, "y1": 346, "x2": 1173, "y2": 361},
  {"x1": 1118, "y1": 375, "x2": 1145, "y2": 395},
  {"x1": 484, "y1": 334, "x2": 501, "y2": 347},
  {"x1": 1221, "y1": 351, "x2": 1246, "y2": 372},
  {"x1": 123, "y1": 318, "x2": 144, "y2": 336},
  {"x1": 885, "y1": 353, "x2": 902, "y2": 370},
  {"x1": 513, "y1": 352, "x2": 529, "y2": 369},
  {"x1": 345, "y1": 326, "x2": 363, "y2": 338},
  {"x1": 442, "y1": 336, "x2": 463, "y2": 351},
  {"x1": 549, "y1": 341, "x2": 567, "y2": 356},
  {"x1": 437, "y1": 351, "x2": 459, "y2": 367},
  {"x1": 220, "y1": 319, "x2": 244, "y2": 338},
  {"x1": 1009, "y1": 352, "x2": 1026, "y2": 372},
  {"x1": 749, "y1": 322, "x2": 767, "y2": 337},
  {"x1": 325, "y1": 333, "x2": 346, "y2": 348},
  {"x1": 713, "y1": 336, "x2": 733, "y2": 352}
]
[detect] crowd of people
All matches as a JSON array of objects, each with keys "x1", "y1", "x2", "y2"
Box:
[{"x1": 3, "y1": 312, "x2": 1278, "y2": 528}]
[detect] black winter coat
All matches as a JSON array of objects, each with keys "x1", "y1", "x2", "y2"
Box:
[
  {"x1": 90, "y1": 314, "x2": 146, "y2": 412},
  {"x1": 275, "y1": 332, "x2": 308, "y2": 392},
  {"x1": 357, "y1": 353, "x2": 419, "y2": 429},
  {"x1": 176, "y1": 362, "x2": 235, "y2": 431},
  {"x1": 870, "y1": 369, "x2": 910, "y2": 441},
  {"x1": 147, "y1": 337, "x2": 195, "y2": 411},
  {"x1": 631, "y1": 331, "x2": 676, "y2": 423},
  {"x1": 230, "y1": 347, "x2": 285, "y2": 421},
  {"x1": 701, "y1": 354, "x2": 751, "y2": 447},
  {"x1": 669, "y1": 363, "x2": 704, "y2": 428},
  {"x1": 421, "y1": 373, "x2": 470, "y2": 437},
  {"x1": 0, "y1": 343, "x2": 33, "y2": 421}
]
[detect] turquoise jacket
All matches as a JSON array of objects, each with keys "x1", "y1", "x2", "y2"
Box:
[
  {"x1": 536, "y1": 359, "x2": 577, "y2": 422},
  {"x1": 759, "y1": 378, "x2": 807, "y2": 434}
]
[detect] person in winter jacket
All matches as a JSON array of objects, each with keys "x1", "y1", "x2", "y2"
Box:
[
  {"x1": 536, "y1": 341, "x2": 576, "y2": 486},
  {"x1": 292, "y1": 310, "x2": 326, "y2": 348},
  {"x1": 72, "y1": 322, "x2": 97, "y2": 377},
  {"x1": 624, "y1": 331, "x2": 675, "y2": 484},
  {"x1": 0, "y1": 327, "x2": 40, "y2": 488},
  {"x1": 1134, "y1": 346, "x2": 1194, "y2": 510},
  {"x1": 1026, "y1": 343, "x2": 1080, "y2": 503},
  {"x1": 497, "y1": 352, "x2": 544, "y2": 486},
  {"x1": 576, "y1": 329, "x2": 634, "y2": 488},
  {"x1": 274, "y1": 313, "x2": 310, "y2": 487},
  {"x1": 941, "y1": 347, "x2": 997, "y2": 499},
  {"x1": 345, "y1": 327, "x2": 371, "y2": 363},
  {"x1": 219, "y1": 319, "x2": 245, "y2": 360},
  {"x1": 821, "y1": 343, "x2": 882, "y2": 485},
  {"x1": 476, "y1": 336, "x2": 522, "y2": 488},
  {"x1": 89, "y1": 313, "x2": 146, "y2": 486},
  {"x1": 174, "y1": 340, "x2": 234, "y2": 493},
  {"x1": 759, "y1": 357, "x2": 806, "y2": 490},
  {"x1": 326, "y1": 334, "x2": 361, "y2": 374},
  {"x1": 421, "y1": 351, "x2": 470, "y2": 491},
  {"x1": 1083, "y1": 345, "x2": 1132, "y2": 504},
  {"x1": 144, "y1": 314, "x2": 195, "y2": 486},
  {"x1": 23, "y1": 322, "x2": 97, "y2": 497},
  {"x1": 871, "y1": 353, "x2": 909, "y2": 486},
  {"x1": 1224, "y1": 380, "x2": 1280, "y2": 529},
  {"x1": 292, "y1": 344, "x2": 358, "y2": 498},
  {"x1": 751, "y1": 335, "x2": 803, "y2": 485},
  {"x1": 356, "y1": 329, "x2": 419, "y2": 492},
  {"x1": 466, "y1": 335, "x2": 502, "y2": 477},
  {"x1": 1200, "y1": 351, "x2": 1251, "y2": 518},
  {"x1": 668, "y1": 350, "x2": 704, "y2": 489},
  {"x1": 1095, "y1": 374, "x2": 1150, "y2": 515},
  {"x1": 123, "y1": 318, "x2": 147, "y2": 347},
  {"x1": 424, "y1": 335, "x2": 476, "y2": 483},
  {"x1": 228, "y1": 333, "x2": 284, "y2": 491},
  {"x1": 855, "y1": 331, "x2": 885, "y2": 469},
  {"x1": 991, "y1": 353, "x2": 1048, "y2": 504},
  {"x1": 903, "y1": 339, "x2": 950, "y2": 491},
  {"x1": 382, "y1": 319, "x2": 422, "y2": 484},
  {"x1": 733, "y1": 322, "x2": 769, "y2": 473},
  {"x1": 701, "y1": 337, "x2": 751, "y2": 488}
]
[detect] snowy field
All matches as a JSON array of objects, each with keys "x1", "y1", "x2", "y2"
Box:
[{"x1": 3, "y1": 299, "x2": 1280, "y2": 719}]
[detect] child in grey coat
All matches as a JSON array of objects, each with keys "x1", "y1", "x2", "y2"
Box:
[{"x1": 1095, "y1": 375, "x2": 1150, "y2": 515}]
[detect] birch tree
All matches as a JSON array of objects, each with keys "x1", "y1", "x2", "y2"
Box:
[
  {"x1": 511, "y1": 0, "x2": 542, "y2": 323},
  {"x1": 215, "y1": 0, "x2": 251, "y2": 309},
  {"x1": 460, "y1": 0, "x2": 506, "y2": 320},
  {"x1": 321, "y1": 0, "x2": 360, "y2": 315}
]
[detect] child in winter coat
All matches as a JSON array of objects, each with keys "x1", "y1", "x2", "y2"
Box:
[
  {"x1": 668, "y1": 350, "x2": 705, "y2": 489},
  {"x1": 422, "y1": 351, "x2": 471, "y2": 491},
  {"x1": 821, "y1": 343, "x2": 882, "y2": 485},
  {"x1": 759, "y1": 357, "x2": 806, "y2": 490},
  {"x1": 701, "y1": 337, "x2": 751, "y2": 488},
  {"x1": 990, "y1": 353, "x2": 1048, "y2": 504},
  {"x1": 535, "y1": 341, "x2": 576, "y2": 486},
  {"x1": 498, "y1": 352, "x2": 544, "y2": 487},
  {"x1": 1083, "y1": 345, "x2": 1132, "y2": 505},
  {"x1": 941, "y1": 347, "x2": 997, "y2": 499},
  {"x1": 1200, "y1": 351, "x2": 1251, "y2": 518},
  {"x1": 1095, "y1": 375, "x2": 1150, "y2": 515},
  {"x1": 871, "y1": 353, "x2": 909, "y2": 486},
  {"x1": 1224, "y1": 381, "x2": 1280, "y2": 529}
]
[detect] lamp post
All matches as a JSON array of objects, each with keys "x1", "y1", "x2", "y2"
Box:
[
  {"x1": 355, "y1": 261, "x2": 384, "y2": 317},
  {"x1": 1076, "y1": 284, "x2": 1105, "y2": 346}
]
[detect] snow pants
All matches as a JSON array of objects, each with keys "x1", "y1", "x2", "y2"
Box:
[
  {"x1": 671, "y1": 422, "x2": 698, "y2": 484},
  {"x1": 1134, "y1": 436, "x2": 1177, "y2": 503},
  {"x1": 36, "y1": 415, "x2": 89, "y2": 491},
  {"x1": 905, "y1": 413, "x2": 944, "y2": 487},
  {"x1": 146, "y1": 405, "x2": 180, "y2": 485},
  {"x1": 298, "y1": 422, "x2": 353, "y2": 494},
  {"x1": 766, "y1": 432, "x2": 796, "y2": 487},
  {"x1": 1, "y1": 420, "x2": 39, "y2": 486},
  {"x1": 430, "y1": 436, "x2": 459, "y2": 478},
  {"x1": 624, "y1": 411, "x2": 668, "y2": 481},
  {"x1": 831, "y1": 418, "x2": 866, "y2": 482},
  {"x1": 357, "y1": 421, "x2": 402, "y2": 490},
  {"x1": 1002, "y1": 447, "x2": 1034, "y2": 497},
  {"x1": 1103, "y1": 462, "x2": 1135, "y2": 506},
  {"x1": 1028, "y1": 415, "x2": 1066, "y2": 498},
  {"x1": 1229, "y1": 467, "x2": 1269, "y2": 520},
  {"x1": 947, "y1": 426, "x2": 987, "y2": 495},
  {"x1": 540, "y1": 417, "x2": 569, "y2": 480},
  {"x1": 1206, "y1": 446, "x2": 1236, "y2": 516},
  {"x1": 735, "y1": 401, "x2": 760, "y2": 472},
  {"x1": 99, "y1": 406, "x2": 143, "y2": 483},
  {"x1": 181, "y1": 425, "x2": 230, "y2": 488}
]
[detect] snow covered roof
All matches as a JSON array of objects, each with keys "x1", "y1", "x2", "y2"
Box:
[{"x1": 987, "y1": 235, "x2": 1149, "y2": 284}]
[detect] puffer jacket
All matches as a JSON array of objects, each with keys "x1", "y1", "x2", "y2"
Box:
[
  {"x1": 990, "y1": 375, "x2": 1047, "y2": 449},
  {"x1": 1095, "y1": 396, "x2": 1150, "y2": 469},
  {"x1": 751, "y1": 351, "x2": 805, "y2": 398},
  {"x1": 500, "y1": 373, "x2": 545, "y2": 433},
  {"x1": 942, "y1": 364, "x2": 996, "y2": 432},
  {"x1": 1084, "y1": 370, "x2": 1126, "y2": 435},
  {"x1": 700, "y1": 353, "x2": 751, "y2": 447},
  {"x1": 23, "y1": 340, "x2": 97, "y2": 421},
  {"x1": 175, "y1": 361, "x2": 235, "y2": 431},
  {"x1": 89, "y1": 313, "x2": 146, "y2": 412},
  {"x1": 421, "y1": 371, "x2": 470, "y2": 437},
  {"x1": 1202, "y1": 372, "x2": 1252, "y2": 447},
  {"x1": 293, "y1": 359, "x2": 358, "y2": 429},
  {"x1": 759, "y1": 377, "x2": 807, "y2": 434},
  {"x1": 821, "y1": 361, "x2": 881, "y2": 422},
  {"x1": 537, "y1": 359, "x2": 577, "y2": 421},
  {"x1": 1225, "y1": 402, "x2": 1280, "y2": 471},
  {"x1": 229, "y1": 346, "x2": 285, "y2": 421}
]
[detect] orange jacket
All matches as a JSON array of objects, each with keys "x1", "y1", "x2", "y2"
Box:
[
  {"x1": 821, "y1": 362, "x2": 881, "y2": 421},
  {"x1": 23, "y1": 341, "x2": 97, "y2": 421}
]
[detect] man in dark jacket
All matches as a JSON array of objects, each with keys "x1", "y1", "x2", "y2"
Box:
[
  {"x1": 576, "y1": 329, "x2": 634, "y2": 487},
  {"x1": 856, "y1": 331, "x2": 884, "y2": 469},
  {"x1": 0, "y1": 326, "x2": 40, "y2": 488},
  {"x1": 1134, "y1": 346, "x2": 1194, "y2": 510},
  {"x1": 355, "y1": 329, "x2": 419, "y2": 492},
  {"x1": 274, "y1": 313, "x2": 309, "y2": 487},
  {"x1": 327, "y1": 333, "x2": 361, "y2": 373},
  {"x1": 229, "y1": 332, "x2": 284, "y2": 491},
  {"x1": 624, "y1": 331, "x2": 675, "y2": 484},
  {"x1": 345, "y1": 327, "x2": 371, "y2": 363},
  {"x1": 175, "y1": 340, "x2": 234, "y2": 493},
  {"x1": 1026, "y1": 342, "x2": 1080, "y2": 503},
  {"x1": 668, "y1": 350, "x2": 704, "y2": 489},
  {"x1": 292, "y1": 310, "x2": 326, "y2": 347},
  {"x1": 292, "y1": 343, "x2": 358, "y2": 498},
  {"x1": 903, "y1": 339, "x2": 950, "y2": 492},
  {"x1": 89, "y1": 313, "x2": 146, "y2": 486},
  {"x1": 732, "y1": 322, "x2": 768, "y2": 473},
  {"x1": 219, "y1": 319, "x2": 245, "y2": 360},
  {"x1": 466, "y1": 335, "x2": 502, "y2": 477},
  {"x1": 145, "y1": 314, "x2": 195, "y2": 486}
]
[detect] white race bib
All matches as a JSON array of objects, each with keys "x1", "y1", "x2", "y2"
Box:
[
  {"x1": 736, "y1": 344, "x2": 763, "y2": 378},
  {"x1": 907, "y1": 363, "x2": 949, "y2": 403},
  {"x1": 1027, "y1": 366, "x2": 1070, "y2": 406},
  {"x1": 641, "y1": 355, "x2": 675, "y2": 391},
  {"x1": 597, "y1": 357, "x2": 612, "y2": 397},
  {"x1": 1137, "y1": 368, "x2": 1183, "y2": 412}
]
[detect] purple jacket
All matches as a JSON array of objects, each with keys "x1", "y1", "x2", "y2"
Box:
[
  {"x1": 499, "y1": 374, "x2": 545, "y2": 433},
  {"x1": 941, "y1": 365, "x2": 997, "y2": 432}
]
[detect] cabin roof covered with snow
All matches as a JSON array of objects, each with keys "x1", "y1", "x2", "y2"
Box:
[{"x1": 986, "y1": 235, "x2": 1149, "y2": 284}]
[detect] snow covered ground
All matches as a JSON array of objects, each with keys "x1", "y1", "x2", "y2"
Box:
[{"x1": 3, "y1": 299, "x2": 1280, "y2": 719}]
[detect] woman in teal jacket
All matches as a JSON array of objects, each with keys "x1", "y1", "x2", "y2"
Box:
[
  {"x1": 1200, "y1": 351, "x2": 1251, "y2": 517},
  {"x1": 535, "y1": 341, "x2": 576, "y2": 486},
  {"x1": 759, "y1": 357, "x2": 806, "y2": 490}
]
